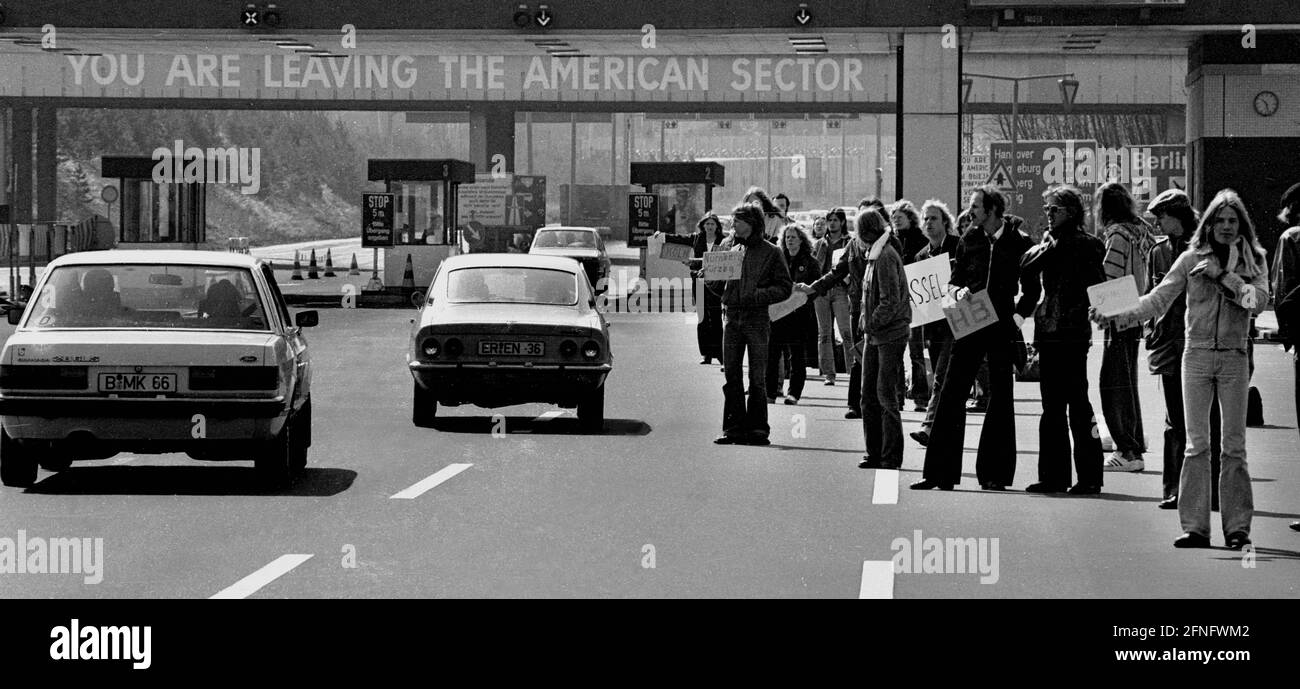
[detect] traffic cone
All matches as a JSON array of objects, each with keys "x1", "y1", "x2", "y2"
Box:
[
  {"x1": 307, "y1": 249, "x2": 320, "y2": 279},
  {"x1": 291, "y1": 251, "x2": 303, "y2": 280},
  {"x1": 324, "y1": 248, "x2": 336, "y2": 277},
  {"x1": 348, "y1": 252, "x2": 360, "y2": 275},
  {"x1": 401, "y1": 254, "x2": 415, "y2": 291}
]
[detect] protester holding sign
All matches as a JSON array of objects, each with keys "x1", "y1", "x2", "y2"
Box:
[
  {"x1": 811, "y1": 209, "x2": 855, "y2": 388},
  {"x1": 855, "y1": 210, "x2": 912, "y2": 470},
  {"x1": 767, "y1": 224, "x2": 820, "y2": 405},
  {"x1": 662, "y1": 213, "x2": 728, "y2": 364},
  {"x1": 706, "y1": 203, "x2": 793, "y2": 446},
  {"x1": 891, "y1": 200, "x2": 931, "y2": 412},
  {"x1": 912, "y1": 185, "x2": 1034, "y2": 492},
  {"x1": 1092, "y1": 190, "x2": 1269, "y2": 551},
  {"x1": 1018, "y1": 185, "x2": 1106, "y2": 495},
  {"x1": 1096, "y1": 181, "x2": 1157, "y2": 473},
  {"x1": 1271, "y1": 184, "x2": 1300, "y2": 534},
  {"x1": 1145, "y1": 189, "x2": 1220, "y2": 511},
  {"x1": 798, "y1": 210, "x2": 876, "y2": 419},
  {"x1": 909, "y1": 199, "x2": 961, "y2": 448}
]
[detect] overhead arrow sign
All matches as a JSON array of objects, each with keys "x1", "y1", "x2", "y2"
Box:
[
  {"x1": 796, "y1": 7, "x2": 812, "y2": 25},
  {"x1": 535, "y1": 9, "x2": 552, "y2": 27}
]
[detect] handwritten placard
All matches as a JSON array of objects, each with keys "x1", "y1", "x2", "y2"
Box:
[
  {"x1": 704, "y1": 251, "x2": 743, "y2": 281},
  {"x1": 768, "y1": 291, "x2": 808, "y2": 322},
  {"x1": 1087, "y1": 275, "x2": 1140, "y2": 317},
  {"x1": 943, "y1": 289, "x2": 999, "y2": 340},
  {"x1": 659, "y1": 241, "x2": 695, "y2": 261},
  {"x1": 905, "y1": 254, "x2": 952, "y2": 327}
]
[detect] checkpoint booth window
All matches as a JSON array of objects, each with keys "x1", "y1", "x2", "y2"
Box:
[
  {"x1": 630, "y1": 162, "x2": 725, "y2": 299},
  {"x1": 366, "y1": 159, "x2": 475, "y2": 293},
  {"x1": 630, "y1": 162, "x2": 725, "y2": 237},
  {"x1": 101, "y1": 157, "x2": 206, "y2": 245},
  {"x1": 368, "y1": 159, "x2": 475, "y2": 246}
]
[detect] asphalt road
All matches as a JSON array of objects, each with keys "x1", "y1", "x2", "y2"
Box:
[{"x1": 1, "y1": 310, "x2": 1297, "y2": 598}]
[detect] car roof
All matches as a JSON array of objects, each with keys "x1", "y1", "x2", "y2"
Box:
[
  {"x1": 535, "y1": 226, "x2": 598, "y2": 233},
  {"x1": 442, "y1": 253, "x2": 581, "y2": 272},
  {"x1": 47, "y1": 250, "x2": 263, "y2": 269}
]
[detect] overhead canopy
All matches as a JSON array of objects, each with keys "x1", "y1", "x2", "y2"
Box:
[
  {"x1": 630, "y1": 162, "x2": 725, "y2": 187},
  {"x1": 367, "y1": 159, "x2": 476, "y2": 183}
]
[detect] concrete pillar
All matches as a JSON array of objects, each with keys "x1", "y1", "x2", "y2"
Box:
[
  {"x1": 900, "y1": 32, "x2": 962, "y2": 211},
  {"x1": 469, "y1": 104, "x2": 516, "y2": 175},
  {"x1": 11, "y1": 108, "x2": 33, "y2": 224},
  {"x1": 1187, "y1": 34, "x2": 1300, "y2": 250},
  {"x1": 36, "y1": 106, "x2": 56, "y2": 223}
]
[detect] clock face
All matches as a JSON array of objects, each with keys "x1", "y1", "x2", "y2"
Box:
[{"x1": 1254, "y1": 91, "x2": 1279, "y2": 117}]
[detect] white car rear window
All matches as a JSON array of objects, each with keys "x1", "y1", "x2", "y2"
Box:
[
  {"x1": 447, "y1": 267, "x2": 577, "y2": 306},
  {"x1": 25, "y1": 264, "x2": 270, "y2": 331}
]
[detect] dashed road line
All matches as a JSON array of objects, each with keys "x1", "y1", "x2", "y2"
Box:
[
  {"x1": 210, "y1": 554, "x2": 314, "y2": 599},
  {"x1": 390, "y1": 463, "x2": 473, "y2": 500},
  {"x1": 871, "y1": 469, "x2": 899, "y2": 504},
  {"x1": 859, "y1": 560, "x2": 895, "y2": 599}
]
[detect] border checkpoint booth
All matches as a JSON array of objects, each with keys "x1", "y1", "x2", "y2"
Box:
[
  {"x1": 629, "y1": 162, "x2": 724, "y2": 310},
  {"x1": 366, "y1": 159, "x2": 475, "y2": 304},
  {"x1": 100, "y1": 156, "x2": 206, "y2": 250}
]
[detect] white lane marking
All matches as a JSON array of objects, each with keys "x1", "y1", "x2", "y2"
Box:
[
  {"x1": 859, "y1": 560, "x2": 895, "y2": 599},
  {"x1": 210, "y1": 554, "x2": 314, "y2": 599},
  {"x1": 534, "y1": 410, "x2": 566, "y2": 422},
  {"x1": 390, "y1": 463, "x2": 473, "y2": 500},
  {"x1": 871, "y1": 469, "x2": 899, "y2": 505}
]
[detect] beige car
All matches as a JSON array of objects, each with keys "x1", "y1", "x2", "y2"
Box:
[{"x1": 0, "y1": 251, "x2": 317, "y2": 489}]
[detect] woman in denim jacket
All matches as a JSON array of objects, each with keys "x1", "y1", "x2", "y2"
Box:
[{"x1": 1094, "y1": 190, "x2": 1269, "y2": 550}]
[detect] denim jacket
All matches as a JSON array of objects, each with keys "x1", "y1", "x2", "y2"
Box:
[{"x1": 1124, "y1": 239, "x2": 1270, "y2": 351}]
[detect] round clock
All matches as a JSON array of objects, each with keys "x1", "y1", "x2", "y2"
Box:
[{"x1": 1254, "y1": 90, "x2": 1280, "y2": 117}]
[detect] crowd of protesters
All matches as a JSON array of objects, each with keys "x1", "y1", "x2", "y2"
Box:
[{"x1": 660, "y1": 179, "x2": 1300, "y2": 548}]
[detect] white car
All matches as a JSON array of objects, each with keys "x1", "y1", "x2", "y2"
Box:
[
  {"x1": 408, "y1": 253, "x2": 612, "y2": 431},
  {"x1": 0, "y1": 251, "x2": 317, "y2": 488}
]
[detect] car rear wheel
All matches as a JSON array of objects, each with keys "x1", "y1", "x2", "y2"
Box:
[
  {"x1": 0, "y1": 427, "x2": 38, "y2": 487},
  {"x1": 413, "y1": 381, "x2": 438, "y2": 427},
  {"x1": 290, "y1": 401, "x2": 310, "y2": 473},
  {"x1": 254, "y1": 416, "x2": 299, "y2": 489},
  {"x1": 577, "y1": 384, "x2": 605, "y2": 433}
]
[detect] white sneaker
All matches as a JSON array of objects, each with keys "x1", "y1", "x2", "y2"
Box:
[{"x1": 1103, "y1": 452, "x2": 1144, "y2": 472}]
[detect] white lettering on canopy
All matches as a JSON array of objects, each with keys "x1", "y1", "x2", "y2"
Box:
[{"x1": 40, "y1": 53, "x2": 873, "y2": 99}]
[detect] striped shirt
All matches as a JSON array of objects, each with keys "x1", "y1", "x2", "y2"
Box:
[{"x1": 1102, "y1": 221, "x2": 1156, "y2": 291}]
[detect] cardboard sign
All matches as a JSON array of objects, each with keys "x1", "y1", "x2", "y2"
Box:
[
  {"x1": 1087, "y1": 275, "x2": 1140, "y2": 317},
  {"x1": 943, "y1": 289, "x2": 999, "y2": 340},
  {"x1": 659, "y1": 241, "x2": 695, "y2": 261},
  {"x1": 768, "y1": 291, "x2": 808, "y2": 322},
  {"x1": 905, "y1": 254, "x2": 953, "y2": 328},
  {"x1": 704, "y1": 251, "x2": 743, "y2": 281},
  {"x1": 832, "y1": 247, "x2": 847, "y2": 266}
]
